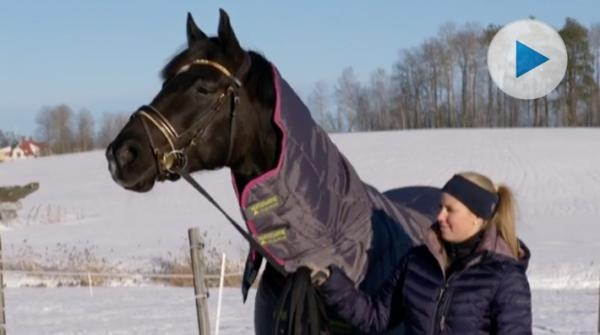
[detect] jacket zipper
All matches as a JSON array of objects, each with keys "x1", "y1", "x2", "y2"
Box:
[
  {"x1": 430, "y1": 285, "x2": 446, "y2": 335},
  {"x1": 428, "y1": 251, "x2": 447, "y2": 335},
  {"x1": 430, "y1": 273, "x2": 457, "y2": 335},
  {"x1": 426, "y1": 242, "x2": 487, "y2": 335},
  {"x1": 437, "y1": 286, "x2": 453, "y2": 332}
]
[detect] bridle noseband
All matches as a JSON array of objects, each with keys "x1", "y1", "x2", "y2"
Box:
[{"x1": 134, "y1": 54, "x2": 251, "y2": 179}]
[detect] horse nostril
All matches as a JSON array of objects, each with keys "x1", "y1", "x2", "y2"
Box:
[
  {"x1": 106, "y1": 145, "x2": 115, "y2": 162},
  {"x1": 116, "y1": 144, "x2": 138, "y2": 167}
]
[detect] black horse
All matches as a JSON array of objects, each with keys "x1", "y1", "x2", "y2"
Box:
[{"x1": 107, "y1": 10, "x2": 439, "y2": 334}]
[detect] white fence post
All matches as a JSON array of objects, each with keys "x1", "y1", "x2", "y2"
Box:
[
  {"x1": 88, "y1": 271, "x2": 93, "y2": 297},
  {"x1": 215, "y1": 253, "x2": 226, "y2": 335},
  {"x1": 0, "y1": 235, "x2": 6, "y2": 335}
]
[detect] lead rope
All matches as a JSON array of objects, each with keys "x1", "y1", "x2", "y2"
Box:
[{"x1": 273, "y1": 267, "x2": 331, "y2": 335}]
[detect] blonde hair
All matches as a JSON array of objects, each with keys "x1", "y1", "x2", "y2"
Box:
[{"x1": 458, "y1": 172, "x2": 521, "y2": 258}]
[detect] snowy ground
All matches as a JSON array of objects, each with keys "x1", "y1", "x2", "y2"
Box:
[
  {"x1": 6, "y1": 287, "x2": 255, "y2": 335},
  {"x1": 5, "y1": 287, "x2": 599, "y2": 334},
  {"x1": 0, "y1": 128, "x2": 599, "y2": 332}
]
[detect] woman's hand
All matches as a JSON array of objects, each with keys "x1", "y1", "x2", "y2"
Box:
[{"x1": 305, "y1": 263, "x2": 331, "y2": 286}]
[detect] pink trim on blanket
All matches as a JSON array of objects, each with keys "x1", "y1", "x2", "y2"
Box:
[{"x1": 230, "y1": 65, "x2": 287, "y2": 265}]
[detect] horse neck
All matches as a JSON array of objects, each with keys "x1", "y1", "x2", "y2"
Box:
[{"x1": 229, "y1": 52, "x2": 281, "y2": 191}]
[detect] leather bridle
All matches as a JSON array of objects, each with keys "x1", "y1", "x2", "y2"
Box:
[
  {"x1": 133, "y1": 54, "x2": 251, "y2": 180},
  {"x1": 129, "y1": 52, "x2": 289, "y2": 276}
]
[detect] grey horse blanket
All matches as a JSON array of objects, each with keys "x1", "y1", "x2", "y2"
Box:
[{"x1": 232, "y1": 66, "x2": 432, "y2": 298}]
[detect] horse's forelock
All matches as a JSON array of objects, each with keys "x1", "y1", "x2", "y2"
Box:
[
  {"x1": 160, "y1": 47, "x2": 192, "y2": 81},
  {"x1": 161, "y1": 37, "x2": 228, "y2": 82}
]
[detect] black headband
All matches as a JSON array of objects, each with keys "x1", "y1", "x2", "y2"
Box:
[{"x1": 442, "y1": 174, "x2": 499, "y2": 220}]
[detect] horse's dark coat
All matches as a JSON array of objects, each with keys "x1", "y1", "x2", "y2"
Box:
[{"x1": 107, "y1": 11, "x2": 442, "y2": 334}]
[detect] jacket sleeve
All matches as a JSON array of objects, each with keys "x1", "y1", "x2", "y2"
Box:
[
  {"x1": 491, "y1": 266, "x2": 532, "y2": 335},
  {"x1": 319, "y1": 260, "x2": 407, "y2": 333}
]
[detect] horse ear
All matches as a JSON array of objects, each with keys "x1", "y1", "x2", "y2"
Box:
[
  {"x1": 218, "y1": 9, "x2": 242, "y2": 57},
  {"x1": 186, "y1": 12, "x2": 207, "y2": 46}
]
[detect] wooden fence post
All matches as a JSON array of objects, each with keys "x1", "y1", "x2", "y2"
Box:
[
  {"x1": 189, "y1": 228, "x2": 210, "y2": 335},
  {"x1": 0, "y1": 235, "x2": 6, "y2": 335}
]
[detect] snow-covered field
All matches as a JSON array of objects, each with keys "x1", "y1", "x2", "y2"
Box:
[
  {"x1": 6, "y1": 287, "x2": 255, "y2": 335},
  {"x1": 1, "y1": 128, "x2": 599, "y2": 333},
  {"x1": 5, "y1": 287, "x2": 598, "y2": 334}
]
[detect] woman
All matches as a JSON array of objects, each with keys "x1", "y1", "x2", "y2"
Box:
[{"x1": 316, "y1": 172, "x2": 532, "y2": 334}]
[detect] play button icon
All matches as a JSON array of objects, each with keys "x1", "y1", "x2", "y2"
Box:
[
  {"x1": 488, "y1": 19, "x2": 568, "y2": 100},
  {"x1": 516, "y1": 41, "x2": 549, "y2": 78}
]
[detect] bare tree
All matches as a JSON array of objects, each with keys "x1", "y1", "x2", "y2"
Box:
[
  {"x1": 390, "y1": 58, "x2": 409, "y2": 129},
  {"x1": 308, "y1": 81, "x2": 338, "y2": 132},
  {"x1": 422, "y1": 38, "x2": 445, "y2": 127},
  {"x1": 36, "y1": 106, "x2": 53, "y2": 144},
  {"x1": 482, "y1": 24, "x2": 502, "y2": 127},
  {"x1": 451, "y1": 22, "x2": 483, "y2": 127},
  {"x1": 95, "y1": 112, "x2": 129, "y2": 148},
  {"x1": 35, "y1": 104, "x2": 75, "y2": 154},
  {"x1": 54, "y1": 105, "x2": 74, "y2": 153},
  {"x1": 438, "y1": 23, "x2": 458, "y2": 127},
  {"x1": 75, "y1": 109, "x2": 95, "y2": 152},
  {"x1": 335, "y1": 67, "x2": 362, "y2": 131},
  {"x1": 0, "y1": 130, "x2": 8, "y2": 147},
  {"x1": 559, "y1": 18, "x2": 596, "y2": 126},
  {"x1": 589, "y1": 23, "x2": 600, "y2": 126},
  {"x1": 367, "y1": 68, "x2": 394, "y2": 130},
  {"x1": 393, "y1": 49, "x2": 430, "y2": 129}
]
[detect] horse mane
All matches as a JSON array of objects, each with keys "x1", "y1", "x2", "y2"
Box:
[{"x1": 244, "y1": 51, "x2": 276, "y2": 108}]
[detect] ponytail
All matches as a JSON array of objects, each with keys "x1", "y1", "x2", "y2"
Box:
[
  {"x1": 490, "y1": 185, "x2": 521, "y2": 258},
  {"x1": 458, "y1": 172, "x2": 521, "y2": 258}
]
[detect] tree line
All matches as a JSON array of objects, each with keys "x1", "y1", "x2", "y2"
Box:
[
  {"x1": 0, "y1": 106, "x2": 129, "y2": 155},
  {"x1": 32, "y1": 105, "x2": 129, "y2": 155},
  {"x1": 4, "y1": 17, "x2": 598, "y2": 156},
  {"x1": 308, "y1": 18, "x2": 600, "y2": 131}
]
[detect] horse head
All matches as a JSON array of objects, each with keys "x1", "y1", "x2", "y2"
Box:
[{"x1": 106, "y1": 10, "x2": 280, "y2": 192}]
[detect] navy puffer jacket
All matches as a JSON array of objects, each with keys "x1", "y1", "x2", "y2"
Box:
[{"x1": 320, "y1": 223, "x2": 532, "y2": 335}]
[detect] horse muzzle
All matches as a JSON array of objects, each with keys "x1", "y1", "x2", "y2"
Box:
[{"x1": 106, "y1": 142, "x2": 157, "y2": 191}]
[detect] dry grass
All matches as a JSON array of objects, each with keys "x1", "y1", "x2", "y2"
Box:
[
  {"x1": 150, "y1": 243, "x2": 245, "y2": 288},
  {"x1": 4, "y1": 243, "x2": 119, "y2": 287},
  {"x1": 4, "y1": 240, "x2": 246, "y2": 288},
  {"x1": 24, "y1": 204, "x2": 89, "y2": 224}
]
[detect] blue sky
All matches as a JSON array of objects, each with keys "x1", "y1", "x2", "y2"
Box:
[{"x1": 2, "y1": 0, "x2": 599, "y2": 136}]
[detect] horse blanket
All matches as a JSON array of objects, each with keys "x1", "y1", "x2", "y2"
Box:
[{"x1": 232, "y1": 66, "x2": 434, "y2": 300}]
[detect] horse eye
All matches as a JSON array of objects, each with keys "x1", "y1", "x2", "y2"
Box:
[
  {"x1": 162, "y1": 78, "x2": 173, "y2": 89},
  {"x1": 196, "y1": 86, "x2": 209, "y2": 95}
]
